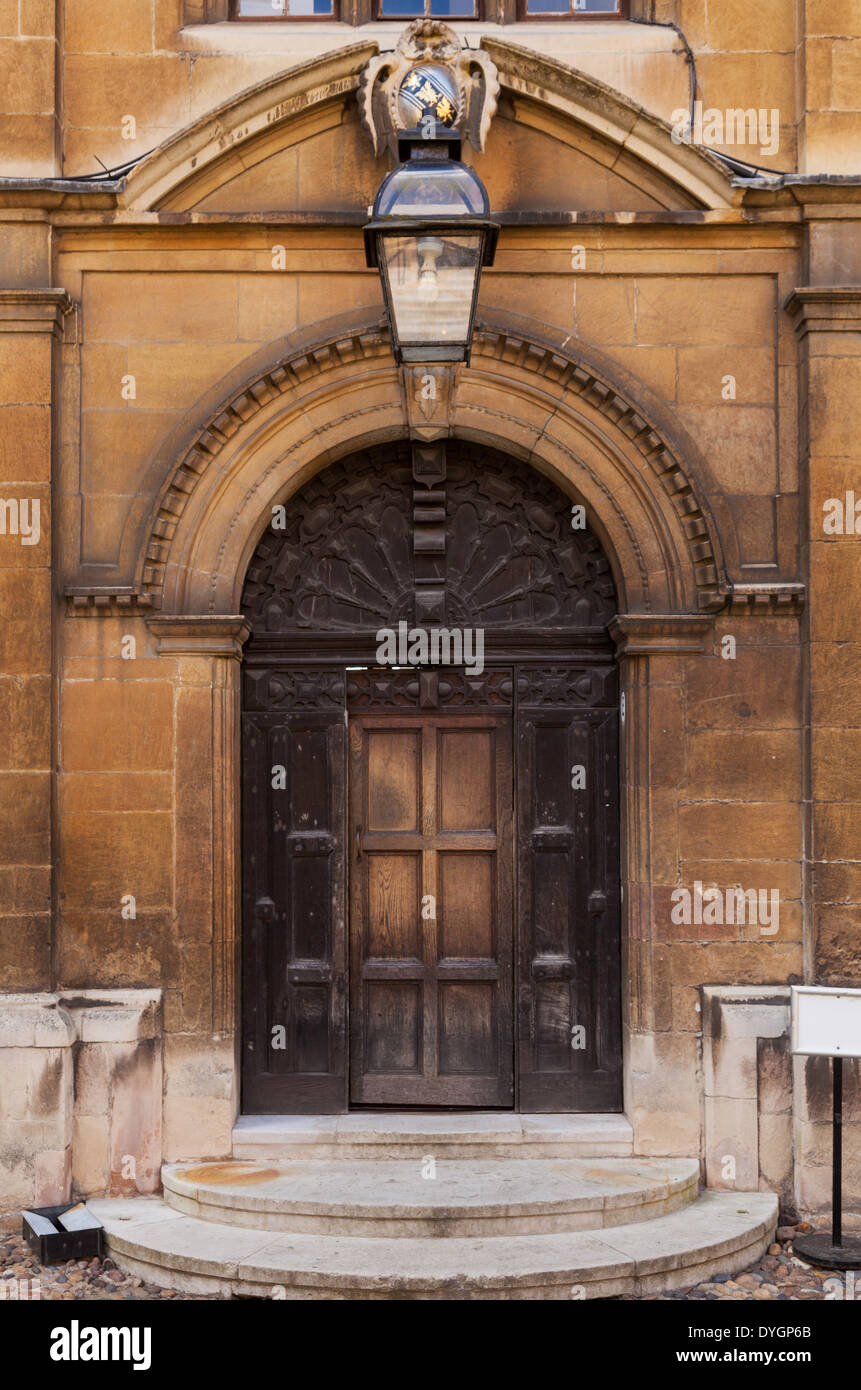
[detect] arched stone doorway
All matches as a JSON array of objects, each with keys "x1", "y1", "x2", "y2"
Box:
[{"x1": 239, "y1": 438, "x2": 622, "y2": 1115}]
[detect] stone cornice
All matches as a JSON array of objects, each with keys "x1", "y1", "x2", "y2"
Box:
[
  {"x1": 785, "y1": 287, "x2": 861, "y2": 338},
  {"x1": 65, "y1": 587, "x2": 156, "y2": 616},
  {"x1": 0, "y1": 288, "x2": 75, "y2": 336},
  {"x1": 727, "y1": 582, "x2": 805, "y2": 615},
  {"x1": 148, "y1": 614, "x2": 251, "y2": 659},
  {"x1": 609, "y1": 614, "x2": 714, "y2": 656}
]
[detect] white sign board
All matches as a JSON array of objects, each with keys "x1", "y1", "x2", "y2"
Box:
[{"x1": 792, "y1": 985, "x2": 861, "y2": 1058}]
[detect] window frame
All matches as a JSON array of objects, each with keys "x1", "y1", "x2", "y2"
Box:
[
  {"x1": 227, "y1": 0, "x2": 630, "y2": 17},
  {"x1": 228, "y1": 0, "x2": 342, "y2": 20}
]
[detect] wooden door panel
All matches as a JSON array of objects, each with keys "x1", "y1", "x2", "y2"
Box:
[
  {"x1": 367, "y1": 729, "x2": 421, "y2": 831},
  {"x1": 438, "y1": 728, "x2": 494, "y2": 830},
  {"x1": 438, "y1": 852, "x2": 494, "y2": 959},
  {"x1": 366, "y1": 983, "x2": 421, "y2": 1073},
  {"x1": 241, "y1": 706, "x2": 347, "y2": 1115},
  {"x1": 439, "y1": 983, "x2": 496, "y2": 1075},
  {"x1": 350, "y1": 713, "x2": 513, "y2": 1106},
  {"x1": 366, "y1": 853, "x2": 422, "y2": 959},
  {"x1": 517, "y1": 700, "x2": 621, "y2": 1112}
]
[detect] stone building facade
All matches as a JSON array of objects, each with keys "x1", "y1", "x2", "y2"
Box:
[{"x1": 0, "y1": 0, "x2": 859, "y2": 1256}]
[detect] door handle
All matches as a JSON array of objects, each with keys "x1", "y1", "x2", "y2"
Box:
[{"x1": 355, "y1": 824, "x2": 363, "y2": 861}]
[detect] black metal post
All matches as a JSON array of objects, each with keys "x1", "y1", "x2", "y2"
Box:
[
  {"x1": 794, "y1": 1051, "x2": 861, "y2": 1269},
  {"x1": 833, "y1": 1054, "x2": 843, "y2": 1249}
]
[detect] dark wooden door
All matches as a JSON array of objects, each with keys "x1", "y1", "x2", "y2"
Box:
[
  {"x1": 349, "y1": 712, "x2": 514, "y2": 1106},
  {"x1": 241, "y1": 693, "x2": 347, "y2": 1114},
  {"x1": 516, "y1": 672, "x2": 622, "y2": 1112},
  {"x1": 240, "y1": 440, "x2": 623, "y2": 1115}
]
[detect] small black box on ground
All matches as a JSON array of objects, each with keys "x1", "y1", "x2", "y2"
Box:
[{"x1": 21, "y1": 1203, "x2": 104, "y2": 1264}]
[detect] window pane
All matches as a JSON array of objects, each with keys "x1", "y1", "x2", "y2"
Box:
[
  {"x1": 378, "y1": 0, "x2": 477, "y2": 14},
  {"x1": 526, "y1": 0, "x2": 620, "y2": 11},
  {"x1": 237, "y1": 0, "x2": 334, "y2": 14},
  {"x1": 379, "y1": 0, "x2": 423, "y2": 14},
  {"x1": 430, "y1": 0, "x2": 476, "y2": 15}
]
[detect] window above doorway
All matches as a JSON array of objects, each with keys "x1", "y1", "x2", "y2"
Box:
[
  {"x1": 520, "y1": 0, "x2": 625, "y2": 16},
  {"x1": 229, "y1": 0, "x2": 627, "y2": 17},
  {"x1": 231, "y1": 0, "x2": 337, "y2": 15}
]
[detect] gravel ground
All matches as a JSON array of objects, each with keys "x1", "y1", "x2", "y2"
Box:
[
  {"x1": 639, "y1": 1221, "x2": 852, "y2": 1301},
  {"x1": 0, "y1": 1227, "x2": 221, "y2": 1301},
  {"x1": 0, "y1": 1217, "x2": 850, "y2": 1301}
]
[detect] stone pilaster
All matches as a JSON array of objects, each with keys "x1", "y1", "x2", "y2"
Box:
[
  {"x1": 610, "y1": 614, "x2": 713, "y2": 1156},
  {"x1": 786, "y1": 289, "x2": 861, "y2": 987},
  {"x1": 786, "y1": 287, "x2": 861, "y2": 1224},
  {"x1": 0, "y1": 290, "x2": 73, "y2": 993},
  {"x1": 147, "y1": 614, "x2": 250, "y2": 1162}
]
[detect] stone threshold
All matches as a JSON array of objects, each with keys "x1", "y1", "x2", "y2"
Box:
[{"x1": 232, "y1": 1112, "x2": 635, "y2": 1160}]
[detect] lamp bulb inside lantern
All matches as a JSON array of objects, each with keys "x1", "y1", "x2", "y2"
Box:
[{"x1": 417, "y1": 236, "x2": 444, "y2": 300}]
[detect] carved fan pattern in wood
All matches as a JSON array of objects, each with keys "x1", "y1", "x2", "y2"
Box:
[{"x1": 241, "y1": 442, "x2": 616, "y2": 634}]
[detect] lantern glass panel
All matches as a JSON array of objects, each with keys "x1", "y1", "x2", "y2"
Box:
[
  {"x1": 378, "y1": 232, "x2": 482, "y2": 357},
  {"x1": 375, "y1": 162, "x2": 487, "y2": 219}
]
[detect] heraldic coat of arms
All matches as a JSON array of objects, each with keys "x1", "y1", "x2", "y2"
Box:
[{"x1": 358, "y1": 20, "x2": 500, "y2": 159}]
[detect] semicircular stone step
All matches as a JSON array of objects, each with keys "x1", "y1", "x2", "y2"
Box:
[
  {"x1": 87, "y1": 1191, "x2": 779, "y2": 1300},
  {"x1": 161, "y1": 1157, "x2": 700, "y2": 1237}
]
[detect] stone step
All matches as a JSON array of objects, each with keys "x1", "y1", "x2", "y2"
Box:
[
  {"x1": 232, "y1": 1112, "x2": 634, "y2": 1161},
  {"x1": 162, "y1": 1157, "x2": 700, "y2": 1236},
  {"x1": 88, "y1": 1191, "x2": 778, "y2": 1300}
]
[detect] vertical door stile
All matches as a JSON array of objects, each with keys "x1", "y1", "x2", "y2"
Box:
[
  {"x1": 348, "y1": 716, "x2": 364, "y2": 1098},
  {"x1": 240, "y1": 669, "x2": 349, "y2": 1114},
  {"x1": 496, "y1": 717, "x2": 516, "y2": 1104},
  {"x1": 515, "y1": 668, "x2": 622, "y2": 1113},
  {"x1": 422, "y1": 720, "x2": 438, "y2": 1086}
]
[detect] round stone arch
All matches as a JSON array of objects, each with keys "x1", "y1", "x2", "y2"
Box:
[
  {"x1": 139, "y1": 316, "x2": 728, "y2": 622},
  {"x1": 143, "y1": 317, "x2": 729, "y2": 1140}
]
